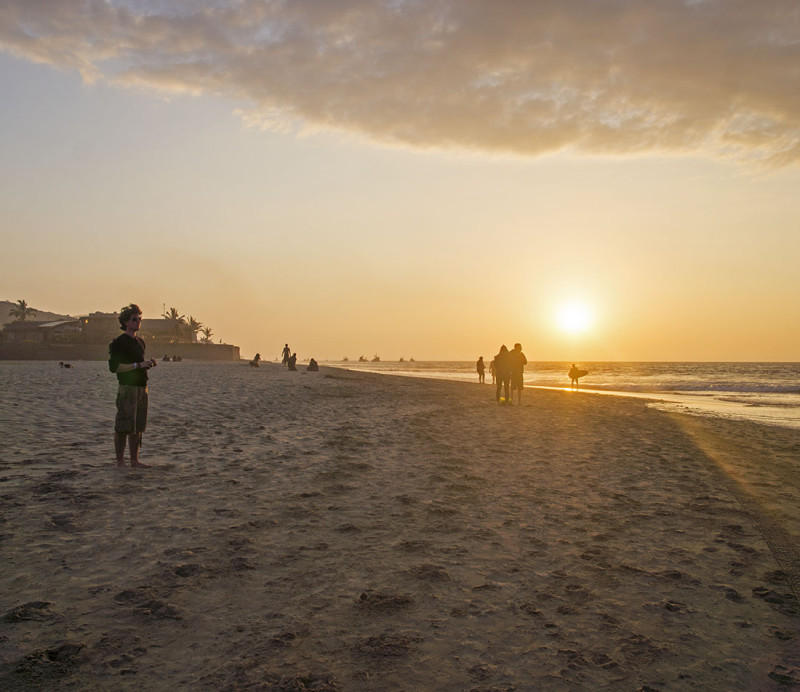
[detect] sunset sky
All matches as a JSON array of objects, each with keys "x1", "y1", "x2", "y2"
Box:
[{"x1": 2, "y1": 1, "x2": 799, "y2": 361}]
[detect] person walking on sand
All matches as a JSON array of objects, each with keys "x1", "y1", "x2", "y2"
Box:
[
  {"x1": 281, "y1": 343, "x2": 291, "y2": 365},
  {"x1": 489, "y1": 357, "x2": 496, "y2": 384},
  {"x1": 508, "y1": 342, "x2": 528, "y2": 405},
  {"x1": 476, "y1": 356, "x2": 486, "y2": 383},
  {"x1": 108, "y1": 303, "x2": 157, "y2": 468},
  {"x1": 494, "y1": 345, "x2": 511, "y2": 404}
]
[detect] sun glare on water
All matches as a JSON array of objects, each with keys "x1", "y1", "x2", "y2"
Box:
[{"x1": 556, "y1": 301, "x2": 594, "y2": 335}]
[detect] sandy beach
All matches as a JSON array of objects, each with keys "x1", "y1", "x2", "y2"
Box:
[{"x1": 1, "y1": 360, "x2": 799, "y2": 691}]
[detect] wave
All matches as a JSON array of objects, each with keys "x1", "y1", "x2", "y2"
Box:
[{"x1": 576, "y1": 383, "x2": 800, "y2": 395}]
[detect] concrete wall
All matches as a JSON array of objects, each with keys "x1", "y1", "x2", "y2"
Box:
[{"x1": 0, "y1": 343, "x2": 240, "y2": 361}]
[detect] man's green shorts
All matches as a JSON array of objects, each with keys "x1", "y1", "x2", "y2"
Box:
[{"x1": 115, "y1": 385, "x2": 148, "y2": 434}]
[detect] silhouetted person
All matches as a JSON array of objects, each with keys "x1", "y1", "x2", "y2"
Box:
[
  {"x1": 508, "y1": 343, "x2": 528, "y2": 405},
  {"x1": 569, "y1": 364, "x2": 588, "y2": 389},
  {"x1": 281, "y1": 344, "x2": 291, "y2": 365},
  {"x1": 250, "y1": 352, "x2": 261, "y2": 367},
  {"x1": 307, "y1": 358, "x2": 319, "y2": 372},
  {"x1": 476, "y1": 356, "x2": 486, "y2": 383},
  {"x1": 494, "y1": 345, "x2": 511, "y2": 404},
  {"x1": 489, "y1": 358, "x2": 496, "y2": 384},
  {"x1": 288, "y1": 352, "x2": 298, "y2": 371},
  {"x1": 108, "y1": 303, "x2": 157, "y2": 468}
]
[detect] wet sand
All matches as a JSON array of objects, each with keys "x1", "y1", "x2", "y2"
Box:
[{"x1": 1, "y1": 360, "x2": 799, "y2": 690}]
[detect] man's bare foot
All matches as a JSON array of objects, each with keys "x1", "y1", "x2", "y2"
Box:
[
  {"x1": 116, "y1": 461, "x2": 127, "y2": 468},
  {"x1": 130, "y1": 461, "x2": 151, "y2": 468}
]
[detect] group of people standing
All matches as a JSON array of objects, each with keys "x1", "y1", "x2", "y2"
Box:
[{"x1": 477, "y1": 343, "x2": 528, "y2": 405}]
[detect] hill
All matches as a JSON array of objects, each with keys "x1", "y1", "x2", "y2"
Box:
[{"x1": 0, "y1": 301, "x2": 73, "y2": 329}]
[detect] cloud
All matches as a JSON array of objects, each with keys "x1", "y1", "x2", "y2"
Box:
[{"x1": 2, "y1": 0, "x2": 799, "y2": 164}]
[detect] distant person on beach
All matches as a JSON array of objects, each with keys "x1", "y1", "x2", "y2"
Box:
[
  {"x1": 494, "y1": 345, "x2": 511, "y2": 404},
  {"x1": 108, "y1": 303, "x2": 157, "y2": 468},
  {"x1": 476, "y1": 356, "x2": 486, "y2": 383},
  {"x1": 288, "y1": 353, "x2": 298, "y2": 371},
  {"x1": 307, "y1": 358, "x2": 319, "y2": 372},
  {"x1": 508, "y1": 343, "x2": 528, "y2": 405},
  {"x1": 569, "y1": 364, "x2": 588, "y2": 389},
  {"x1": 250, "y1": 352, "x2": 261, "y2": 367},
  {"x1": 489, "y1": 357, "x2": 496, "y2": 384},
  {"x1": 281, "y1": 344, "x2": 291, "y2": 365}
]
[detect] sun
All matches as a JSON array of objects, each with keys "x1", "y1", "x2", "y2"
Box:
[{"x1": 556, "y1": 301, "x2": 594, "y2": 335}]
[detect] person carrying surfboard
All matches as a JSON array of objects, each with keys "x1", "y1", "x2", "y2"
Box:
[{"x1": 569, "y1": 364, "x2": 588, "y2": 389}]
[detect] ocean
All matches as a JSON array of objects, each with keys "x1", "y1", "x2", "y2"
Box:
[{"x1": 325, "y1": 360, "x2": 800, "y2": 430}]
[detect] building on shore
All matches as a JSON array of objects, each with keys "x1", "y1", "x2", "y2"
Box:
[
  {"x1": 1, "y1": 311, "x2": 240, "y2": 361},
  {"x1": 2, "y1": 319, "x2": 82, "y2": 344}
]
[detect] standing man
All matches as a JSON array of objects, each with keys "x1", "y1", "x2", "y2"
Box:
[
  {"x1": 494, "y1": 345, "x2": 511, "y2": 404},
  {"x1": 109, "y1": 303, "x2": 157, "y2": 468},
  {"x1": 281, "y1": 343, "x2": 291, "y2": 365},
  {"x1": 476, "y1": 356, "x2": 486, "y2": 383},
  {"x1": 508, "y1": 342, "x2": 528, "y2": 405}
]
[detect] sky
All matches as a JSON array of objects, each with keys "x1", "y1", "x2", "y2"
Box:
[{"x1": 1, "y1": 0, "x2": 799, "y2": 362}]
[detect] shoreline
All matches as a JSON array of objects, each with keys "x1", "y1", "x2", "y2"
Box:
[
  {"x1": 1, "y1": 361, "x2": 799, "y2": 689},
  {"x1": 326, "y1": 361, "x2": 800, "y2": 431}
]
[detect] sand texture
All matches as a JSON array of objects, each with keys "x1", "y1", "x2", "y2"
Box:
[{"x1": 1, "y1": 360, "x2": 799, "y2": 690}]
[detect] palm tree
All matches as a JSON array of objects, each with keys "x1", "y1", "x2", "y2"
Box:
[
  {"x1": 9, "y1": 299, "x2": 37, "y2": 321},
  {"x1": 162, "y1": 306, "x2": 185, "y2": 321},
  {"x1": 186, "y1": 316, "x2": 203, "y2": 343},
  {"x1": 162, "y1": 306, "x2": 187, "y2": 342},
  {"x1": 200, "y1": 327, "x2": 213, "y2": 344}
]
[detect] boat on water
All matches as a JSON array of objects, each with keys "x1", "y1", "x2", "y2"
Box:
[{"x1": 372, "y1": 354, "x2": 381, "y2": 362}]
